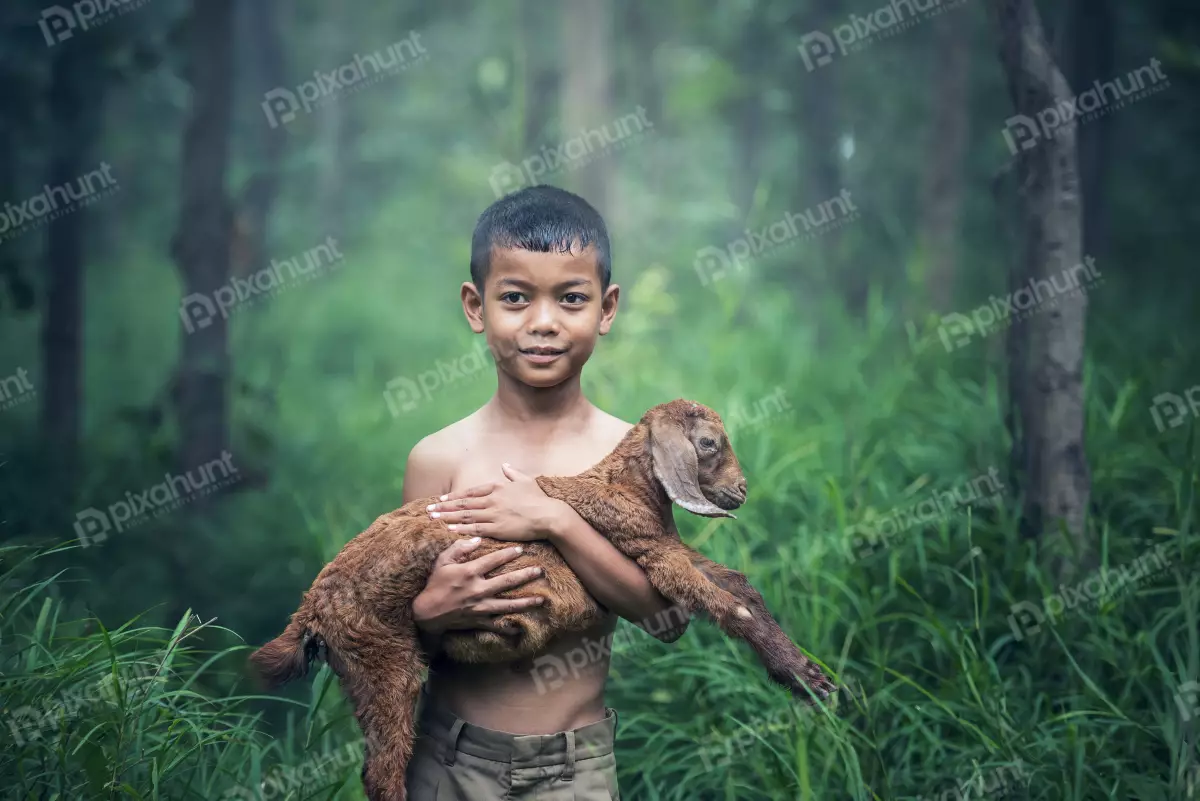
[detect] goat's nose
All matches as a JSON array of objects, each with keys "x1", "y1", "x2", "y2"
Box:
[{"x1": 737, "y1": 477, "x2": 748, "y2": 495}]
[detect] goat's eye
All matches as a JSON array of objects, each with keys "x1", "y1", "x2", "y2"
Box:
[{"x1": 699, "y1": 437, "x2": 717, "y2": 450}]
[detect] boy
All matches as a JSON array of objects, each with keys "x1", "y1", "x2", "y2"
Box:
[{"x1": 401, "y1": 185, "x2": 687, "y2": 799}]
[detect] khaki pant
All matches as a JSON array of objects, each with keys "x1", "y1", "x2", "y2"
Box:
[{"x1": 405, "y1": 689, "x2": 621, "y2": 800}]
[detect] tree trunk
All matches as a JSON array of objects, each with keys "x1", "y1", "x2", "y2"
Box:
[
  {"x1": 988, "y1": 0, "x2": 1092, "y2": 569},
  {"x1": 520, "y1": 0, "x2": 559, "y2": 154},
  {"x1": 315, "y1": 4, "x2": 347, "y2": 242},
  {"x1": 172, "y1": 0, "x2": 235, "y2": 471},
  {"x1": 1063, "y1": 0, "x2": 1114, "y2": 262},
  {"x1": 730, "y1": 13, "x2": 769, "y2": 220},
  {"x1": 236, "y1": 0, "x2": 287, "y2": 270},
  {"x1": 790, "y1": 0, "x2": 860, "y2": 317},
  {"x1": 559, "y1": 0, "x2": 613, "y2": 217},
  {"x1": 917, "y1": 11, "x2": 972, "y2": 313},
  {"x1": 624, "y1": 0, "x2": 662, "y2": 196},
  {"x1": 39, "y1": 33, "x2": 107, "y2": 484}
]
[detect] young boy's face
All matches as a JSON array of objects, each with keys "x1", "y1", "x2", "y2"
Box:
[{"x1": 461, "y1": 244, "x2": 618, "y2": 389}]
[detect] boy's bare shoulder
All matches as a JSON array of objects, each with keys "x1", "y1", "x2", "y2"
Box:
[
  {"x1": 402, "y1": 411, "x2": 484, "y2": 501},
  {"x1": 590, "y1": 406, "x2": 635, "y2": 450}
]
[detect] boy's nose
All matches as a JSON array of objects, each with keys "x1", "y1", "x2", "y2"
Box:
[{"x1": 528, "y1": 305, "x2": 561, "y2": 335}]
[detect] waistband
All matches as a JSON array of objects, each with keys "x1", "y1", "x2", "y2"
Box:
[{"x1": 417, "y1": 687, "x2": 617, "y2": 775}]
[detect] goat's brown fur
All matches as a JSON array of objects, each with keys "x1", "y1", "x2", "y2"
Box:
[{"x1": 250, "y1": 399, "x2": 836, "y2": 801}]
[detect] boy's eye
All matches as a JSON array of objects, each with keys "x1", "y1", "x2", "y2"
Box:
[
  {"x1": 562, "y1": 293, "x2": 588, "y2": 304},
  {"x1": 499, "y1": 291, "x2": 527, "y2": 304}
]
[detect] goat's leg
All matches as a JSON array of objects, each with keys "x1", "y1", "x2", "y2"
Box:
[
  {"x1": 341, "y1": 637, "x2": 428, "y2": 801},
  {"x1": 638, "y1": 546, "x2": 836, "y2": 702}
]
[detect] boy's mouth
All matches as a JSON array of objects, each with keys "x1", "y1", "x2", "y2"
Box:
[{"x1": 519, "y1": 346, "x2": 567, "y2": 365}]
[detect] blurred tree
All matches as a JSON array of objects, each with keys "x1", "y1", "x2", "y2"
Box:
[
  {"x1": 235, "y1": 0, "x2": 287, "y2": 273},
  {"x1": 39, "y1": 28, "x2": 109, "y2": 486},
  {"x1": 520, "y1": 0, "x2": 559, "y2": 153},
  {"x1": 788, "y1": 0, "x2": 863, "y2": 317},
  {"x1": 1063, "y1": 0, "x2": 1114, "y2": 264},
  {"x1": 560, "y1": 0, "x2": 613, "y2": 217},
  {"x1": 990, "y1": 0, "x2": 1092, "y2": 569},
  {"x1": 621, "y1": 0, "x2": 662, "y2": 195},
  {"x1": 315, "y1": 4, "x2": 348, "y2": 243},
  {"x1": 727, "y1": 10, "x2": 771, "y2": 220},
  {"x1": 917, "y1": 10, "x2": 972, "y2": 313},
  {"x1": 170, "y1": 0, "x2": 235, "y2": 470}
]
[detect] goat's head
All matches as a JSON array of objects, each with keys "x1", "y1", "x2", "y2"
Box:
[{"x1": 643, "y1": 399, "x2": 748, "y2": 518}]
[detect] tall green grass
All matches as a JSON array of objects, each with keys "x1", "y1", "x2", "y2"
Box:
[{"x1": 3, "y1": 265, "x2": 1198, "y2": 800}]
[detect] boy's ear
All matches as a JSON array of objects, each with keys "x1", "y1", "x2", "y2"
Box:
[
  {"x1": 598, "y1": 284, "x2": 620, "y2": 336},
  {"x1": 461, "y1": 281, "x2": 485, "y2": 333}
]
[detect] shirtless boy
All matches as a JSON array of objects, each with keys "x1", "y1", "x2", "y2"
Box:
[{"x1": 401, "y1": 185, "x2": 686, "y2": 799}]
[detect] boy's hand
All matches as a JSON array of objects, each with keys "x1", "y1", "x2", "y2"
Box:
[
  {"x1": 426, "y1": 463, "x2": 569, "y2": 542},
  {"x1": 413, "y1": 538, "x2": 546, "y2": 635}
]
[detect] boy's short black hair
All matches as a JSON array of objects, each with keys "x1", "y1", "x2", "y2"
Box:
[{"x1": 470, "y1": 185, "x2": 611, "y2": 294}]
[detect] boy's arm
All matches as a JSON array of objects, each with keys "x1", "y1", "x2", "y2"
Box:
[
  {"x1": 402, "y1": 437, "x2": 452, "y2": 654},
  {"x1": 546, "y1": 504, "x2": 689, "y2": 643}
]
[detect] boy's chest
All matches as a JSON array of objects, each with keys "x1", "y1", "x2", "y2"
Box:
[{"x1": 448, "y1": 437, "x2": 615, "y2": 492}]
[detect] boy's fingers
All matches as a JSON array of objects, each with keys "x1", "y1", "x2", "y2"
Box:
[
  {"x1": 464, "y1": 544, "x2": 525, "y2": 575},
  {"x1": 429, "y1": 496, "x2": 490, "y2": 514},
  {"x1": 479, "y1": 565, "x2": 543, "y2": 595},
  {"x1": 435, "y1": 482, "x2": 498, "y2": 504},
  {"x1": 435, "y1": 507, "x2": 494, "y2": 525},
  {"x1": 471, "y1": 596, "x2": 546, "y2": 615},
  {"x1": 500, "y1": 463, "x2": 530, "y2": 481},
  {"x1": 447, "y1": 521, "x2": 497, "y2": 536},
  {"x1": 437, "y1": 537, "x2": 482, "y2": 565}
]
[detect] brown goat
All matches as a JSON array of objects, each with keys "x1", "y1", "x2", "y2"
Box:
[{"x1": 250, "y1": 399, "x2": 836, "y2": 801}]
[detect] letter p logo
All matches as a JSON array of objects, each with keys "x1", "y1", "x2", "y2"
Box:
[
  {"x1": 1006, "y1": 600, "x2": 1045, "y2": 641},
  {"x1": 488, "y1": 162, "x2": 527, "y2": 199},
  {"x1": 693, "y1": 246, "x2": 732, "y2": 287},
  {"x1": 383, "y1": 376, "x2": 421, "y2": 416},
  {"x1": 261, "y1": 88, "x2": 301, "y2": 129},
  {"x1": 39, "y1": 6, "x2": 76, "y2": 47},
  {"x1": 1176, "y1": 680, "x2": 1200, "y2": 722},
  {"x1": 797, "y1": 32, "x2": 836, "y2": 71},
  {"x1": 73, "y1": 508, "x2": 111, "y2": 547},
  {"x1": 937, "y1": 312, "x2": 975, "y2": 352},
  {"x1": 530, "y1": 654, "x2": 569, "y2": 694},
  {"x1": 1150, "y1": 392, "x2": 1189, "y2": 433},
  {"x1": 1002, "y1": 115, "x2": 1041, "y2": 155},
  {"x1": 179, "y1": 293, "x2": 217, "y2": 333}
]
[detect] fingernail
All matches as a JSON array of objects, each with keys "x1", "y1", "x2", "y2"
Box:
[
  {"x1": 470, "y1": 536, "x2": 481, "y2": 543},
  {"x1": 514, "y1": 546, "x2": 523, "y2": 553},
  {"x1": 430, "y1": 511, "x2": 441, "y2": 518},
  {"x1": 447, "y1": 524, "x2": 458, "y2": 531},
  {"x1": 426, "y1": 504, "x2": 437, "y2": 511},
  {"x1": 440, "y1": 494, "x2": 448, "y2": 501}
]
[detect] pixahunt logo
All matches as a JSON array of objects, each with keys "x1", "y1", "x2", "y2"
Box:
[
  {"x1": 262, "y1": 32, "x2": 427, "y2": 128},
  {"x1": 383, "y1": 338, "x2": 498, "y2": 416},
  {"x1": 937, "y1": 256, "x2": 1103, "y2": 352},
  {"x1": 38, "y1": 0, "x2": 153, "y2": 47},
  {"x1": 73, "y1": 451, "x2": 240, "y2": 546},
  {"x1": 693, "y1": 190, "x2": 859, "y2": 286},
  {"x1": 850, "y1": 467, "x2": 1003, "y2": 560},
  {"x1": 488, "y1": 107, "x2": 653, "y2": 199},
  {"x1": 797, "y1": 0, "x2": 968, "y2": 71},
  {"x1": 0, "y1": 162, "x2": 118, "y2": 242},
  {"x1": 0, "y1": 368, "x2": 35, "y2": 412},
  {"x1": 179, "y1": 236, "x2": 343, "y2": 333},
  {"x1": 1003, "y1": 58, "x2": 1169, "y2": 154}
]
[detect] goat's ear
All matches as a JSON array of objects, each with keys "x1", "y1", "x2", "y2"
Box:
[{"x1": 649, "y1": 418, "x2": 735, "y2": 518}]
